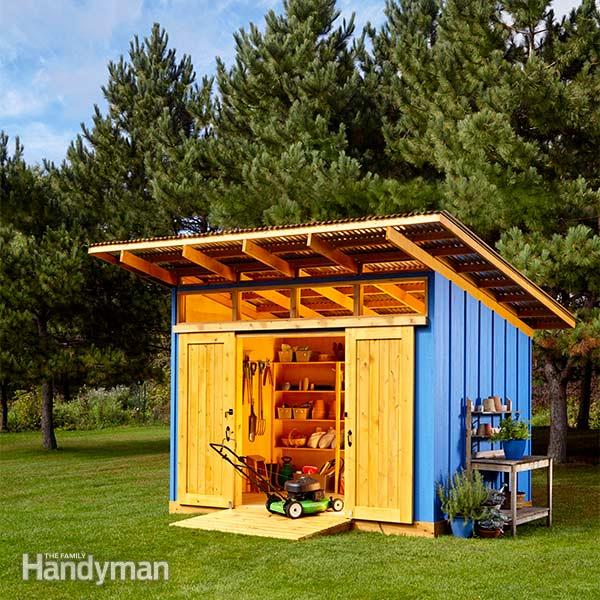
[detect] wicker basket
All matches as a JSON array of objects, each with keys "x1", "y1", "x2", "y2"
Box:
[
  {"x1": 295, "y1": 350, "x2": 312, "y2": 362},
  {"x1": 277, "y1": 407, "x2": 293, "y2": 419},
  {"x1": 293, "y1": 407, "x2": 311, "y2": 420},
  {"x1": 288, "y1": 429, "x2": 307, "y2": 447},
  {"x1": 278, "y1": 350, "x2": 293, "y2": 362}
]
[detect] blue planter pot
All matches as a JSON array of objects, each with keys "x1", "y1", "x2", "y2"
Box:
[
  {"x1": 450, "y1": 517, "x2": 474, "y2": 538},
  {"x1": 502, "y1": 439, "x2": 527, "y2": 460}
]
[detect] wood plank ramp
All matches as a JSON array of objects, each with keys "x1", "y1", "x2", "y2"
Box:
[{"x1": 170, "y1": 504, "x2": 351, "y2": 540}]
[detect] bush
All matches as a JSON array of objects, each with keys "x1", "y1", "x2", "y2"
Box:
[
  {"x1": 8, "y1": 382, "x2": 170, "y2": 432},
  {"x1": 437, "y1": 469, "x2": 488, "y2": 522},
  {"x1": 7, "y1": 390, "x2": 41, "y2": 432},
  {"x1": 532, "y1": 397, "x2": 600, "y2": 429}
]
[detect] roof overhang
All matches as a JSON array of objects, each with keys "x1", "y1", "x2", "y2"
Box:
[{"x1": 88, "y1": 211, "x2": 575, "y2": 335}]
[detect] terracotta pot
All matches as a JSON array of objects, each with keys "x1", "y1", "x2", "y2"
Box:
[{"x1": 476, "y1": 527, "x2": 503, "y2": 538}]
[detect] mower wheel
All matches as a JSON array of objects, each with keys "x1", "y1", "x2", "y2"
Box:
[
  {"x1": 285, "y1": 501, "x2": 304, "y2": 519},
  {"x1": 331, "y1": 498, "x2": 344, "y2": 512}
]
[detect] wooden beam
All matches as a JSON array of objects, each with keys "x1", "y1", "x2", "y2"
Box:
[
  {"x1": 438, "y1": 214, "x2": 575, "y2": 328},
  {"x1": 498, "y1": 293, "x2": 532, "y2": 303},
  {"x1": 409, "y1": 230, "x2": 456, "y2": 242},
  {"x1": 313, "y1": 286, "x2": 377, "y2": 316},
  {"x1": 203, "y1": 291, "x2": 274, "y2": 320},
  {"x1": 251, "y1": 289, "x2": 322, "y2": 319},
  {"x1": 307, "y1": 234, "x2": 358, "y2": 274},
  {"x1": 353, "y1": 284, "x2": 363, "y2": 316},
  {"x1": 375, "y1": 284, "x2": 426, "y2": 315},
  {"x1": 119, "y1": 250, "x2": 177, "y2": 286},
  {"x1": 385, "y1": 227, "x2": 535, "y2": 336},
  {"x1": 94, "y1": 252, "x2": 118, "y2": 265},
  {"x1": 182, "y1": 245, "x2": 236, "y2": 282},
  {"x1": 242, "y1": 239, "x2": 295, "y2": 278},
  {"x1": 516, "y1": 308, "x2": 553, "y2": 318}
]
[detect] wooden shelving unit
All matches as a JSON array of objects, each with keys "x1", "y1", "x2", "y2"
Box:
[
  {"x1": 272, "y1": 357, "x2": 345, "y2": 494},
  {"x1": 465, "y1": 399, "x2": 553, "y2": 536}
]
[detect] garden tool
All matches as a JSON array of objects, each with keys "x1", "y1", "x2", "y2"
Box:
[
  {"x1": 246, "y1": 360, "x2": 257, "y2": 442},
  {"x1": 256, "y1": 360, "x2": 267, "y2": 436}
]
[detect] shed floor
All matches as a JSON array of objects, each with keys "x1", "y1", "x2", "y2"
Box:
[{"x1": 170, "y1": 504, "x2": 351, "y2": 540}]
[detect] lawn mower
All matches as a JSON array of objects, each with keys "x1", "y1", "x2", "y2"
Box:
[{"x1": 209, "y1": 443, "x2": 344, "y2": 519}]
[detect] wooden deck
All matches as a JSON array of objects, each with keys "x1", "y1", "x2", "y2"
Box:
[{"x1": 170, "y1": 504, "x2": 351, "y2": 540}]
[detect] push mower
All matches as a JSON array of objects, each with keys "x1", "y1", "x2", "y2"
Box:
[{"x1": 209, "y1": 443, "x2": 344, "y2": 519}]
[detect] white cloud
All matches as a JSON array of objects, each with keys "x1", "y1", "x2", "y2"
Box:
[
  {"x1": 2, "y1": 121, "x2": 75, "y2": 165},
  {"x1": 0, "y1": 88, "x2": 48, "y2": 118}
]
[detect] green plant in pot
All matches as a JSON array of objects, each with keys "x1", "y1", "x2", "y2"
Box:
[
  {"x1": 437, "y1": 469, "x2": 487, "y2": 538},
  {"x1": 476, "y1": 507, "x2": 509, "y2": 538},
  {"x1": 491, "y1": 416, "x2": 529, "y2": 460}
]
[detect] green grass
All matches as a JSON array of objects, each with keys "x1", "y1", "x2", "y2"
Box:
[{"x1": 1, "y1": 427, "x2": 599, "y2": 599}]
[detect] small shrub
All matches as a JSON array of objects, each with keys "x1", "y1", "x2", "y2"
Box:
[
  {"x1": 491, "y1": 415, "x2": 529, "y2": 441},
  {"x1": 437, "y1": 469, "x2": 488, "y2": 522},
  {"x1": 7, "y1": 390, "x2": 41, "y2": 432}
]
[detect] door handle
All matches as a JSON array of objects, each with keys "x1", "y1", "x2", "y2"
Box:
[
  {"x1": 225, "y1": 425, "x2": 233, "y2": 442},
  {"x1": 225, "y1": 408, "x2": 234, "y2": 417},
  {"x1": 347, "y1": 430, "x2": 353, "y2": 447}
]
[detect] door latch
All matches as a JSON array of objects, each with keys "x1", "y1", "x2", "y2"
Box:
[
  {"x1": 347, "y1": 430, "x2": 353, "y2": 447},
  {"x1": 225, "y1": 408, "x2": 234, "y2": 417}
]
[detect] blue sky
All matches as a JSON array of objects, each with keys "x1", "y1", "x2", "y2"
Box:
[{"x1": 0, "y1": 0, "x2": 580, "y2": 165}]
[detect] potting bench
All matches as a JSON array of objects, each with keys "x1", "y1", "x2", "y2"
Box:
[{"x1": 470, "y1": 456, "x2": 553, "y2": 536}]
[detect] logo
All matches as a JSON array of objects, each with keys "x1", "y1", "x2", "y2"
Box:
[{"x1": 23, "y1": 553, "x2": 169, "y2": 585}]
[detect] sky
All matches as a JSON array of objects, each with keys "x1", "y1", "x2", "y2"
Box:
[{"x1": 0, "y1": 0, "x2": 582, "y2": 165}]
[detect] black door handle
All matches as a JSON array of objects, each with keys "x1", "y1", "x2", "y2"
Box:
[
  {"x1": 347, "y1": 430, "x2": 353, "y2": 447},
  {"x1": 225, "y1": 426, "x2": 232, "y2": 442}
]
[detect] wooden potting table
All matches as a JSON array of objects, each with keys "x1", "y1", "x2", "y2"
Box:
[{"x1": 471, "y1": 455, "x2": 553, "y2": 537}]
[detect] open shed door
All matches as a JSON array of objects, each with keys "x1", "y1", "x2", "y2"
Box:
[
  {"x1": 345, "y1": 327, "x2": 414, "y2": 523},
  {"x1": 177, "y1": 332, "x2": 236, "y2": 508}
]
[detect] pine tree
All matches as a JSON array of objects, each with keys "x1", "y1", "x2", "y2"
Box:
[{"x1": 206, "y1": 0, "x2": 378, "y2": 226}]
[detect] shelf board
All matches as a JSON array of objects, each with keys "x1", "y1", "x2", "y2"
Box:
[
  {"x1": 275, "y1": 447, "x2": 343, "y2": 452},
  {"x1": 275, "y1": 361, "x2": 343, "y2": 366},
  {"x1": 276, "y1": 419, "x2": 337, "y2": 424},
  {"x1": 275, "y1": 390, "x2": 336, "y2": 394},
  {"x1": 500, "y1": 506, "x2": 549, "y2": 525},
  {"x1": 472, "y1": 411, "x2": 521, "y2": 416}
]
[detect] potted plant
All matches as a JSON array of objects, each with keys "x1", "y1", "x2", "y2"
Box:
[
  {"x1": 476, "y1": 507, "x2": 509, "y2": 538},
  {"x1": 491, "y1": 416, "x2": 529, "y2": 460},
  {"x1": 437, "y1": 469, "x2": 487, "y2": 538}
]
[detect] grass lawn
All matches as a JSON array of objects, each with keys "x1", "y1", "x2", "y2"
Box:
[{"x1": 1, "y1": 426, "x2": 599, "y2": 599}]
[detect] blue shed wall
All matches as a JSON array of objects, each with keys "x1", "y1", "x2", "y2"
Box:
[{"x1": 431, "y1": 273, "x2": 532, "y2": 520}]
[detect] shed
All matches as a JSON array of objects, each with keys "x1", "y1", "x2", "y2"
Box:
[{"x1": 89, "y1": 211, "x2": 574, "y2": 536}]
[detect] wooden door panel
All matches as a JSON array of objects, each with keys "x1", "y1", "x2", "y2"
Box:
[
  {"x1": 346, "y1": 327, "x2": 414, "y2": 523},
  {"x1": 178, "y1": 332, "x2": 235, "y2": 508}
]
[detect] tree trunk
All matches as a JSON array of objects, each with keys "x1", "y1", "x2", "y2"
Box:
[
  {"x1": 0, "y1": 382, "x2": 9, "y2": 433},
  {"x1": 576, "y1": 358, "x2": 592, "y2": 430},
  {"x1": 37, "y1": 316, "x2": 58, "y2": 450},
  {"x1": 41, "y1": 380, "x2": 57, "y2": 449},
  {"x1": 544, "y1": 359, "x2": 569, "y2": 463}
]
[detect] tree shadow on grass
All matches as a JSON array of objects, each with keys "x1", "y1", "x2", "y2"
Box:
[{"x1": 57, "y1": 437, "x2": 170, "y2": 459}]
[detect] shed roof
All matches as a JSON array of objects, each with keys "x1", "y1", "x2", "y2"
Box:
[{"x1": 88, "y1": 211, "x2": 575, "y2": 334}]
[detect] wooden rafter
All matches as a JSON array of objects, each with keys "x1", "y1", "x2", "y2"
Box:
[
  {"x1": 313, "y1": 286, "x2": 377, "y2": 316},
  {"x1": 204, "y1": 291, "x2": 274, "y2": 320},
  {"x1": 428, "y1": 244, "x2": 472, "y2": 257},
  {"x1": 385, "y1": 227, "x2": 534, "y2": 336},
  {"x1": 454, "y1": 262, "x2": 495, "y2": 273},
  {"x1": 307, "y1": 234, "x2": 358, "y2": 274},
  {"x1": 248, "y1": 289, "x2": 322, "y2": 319},
  {"x1": 182, "y1": 245, "x2": 236, "y2": 282},
  {"x1": 375, "y1": 284, "x2": 426, "y2": 315},
  {"x1": 119, "y1": 251, "x2": 177, "y2": 286},
  {"x1": 477, "y1": 278, "x2": 515, "y2": 289},
  {"x1": 242, "y1": 239, "x2": 295, "y2": 277},
  {"x1": 438, "y1": 214, "x2": 575, "y2": 328}
]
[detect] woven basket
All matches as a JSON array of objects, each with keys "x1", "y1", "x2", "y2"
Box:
[
  {"x1": 277, "y1": 407, "x2": 293, "y2": 419},
  {"x1": 293, "y1": 407, "x2": 311, "y2": 420},
  {"x1": 288, "y1": 429, "x2": 307, "y2": 447}
]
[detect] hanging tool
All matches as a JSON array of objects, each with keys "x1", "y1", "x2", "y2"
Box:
[
  {"x1": 248, "y1": 361, "x2": 257, "y2": 441},
  {"x1": 256, "y1": 361, "x2": 268, "y2": 436}
]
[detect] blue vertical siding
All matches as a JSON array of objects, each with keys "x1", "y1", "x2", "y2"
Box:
[
  {"x1": 413, "y1": 273, "x2": 436, "y2": 522},
  {"x1": 169, "y1": 289, "x2": 178, "y2": 502},
  {"x1": 432, "y1": 273, "x2": 532, "y2": 519}
]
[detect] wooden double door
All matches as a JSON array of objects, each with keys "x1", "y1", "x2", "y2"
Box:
[{"x1": 177, "y1": 327, "x2": 414, "y2": 524}]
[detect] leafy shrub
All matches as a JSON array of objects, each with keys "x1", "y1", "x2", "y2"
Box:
[
  {"x1": 8, "y1": 382, "x2": 170, "y2": 432},
  {"x1": 7, "y1": 390, "x2": 41, "y2": 432},
  {"x1": 532, "y1": 398, "x2": 599, "y2": 429},
  {"x1": 437, "y1": 469, "x2": 488, "y2": 522}
]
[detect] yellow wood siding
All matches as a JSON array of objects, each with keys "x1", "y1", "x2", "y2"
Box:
[
  {"x1": 177, "y1": 333, "x2": 236, "y2": 507},
  {"x1": 345, "y1": 327, "x2": 414, "y2": 523}
]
